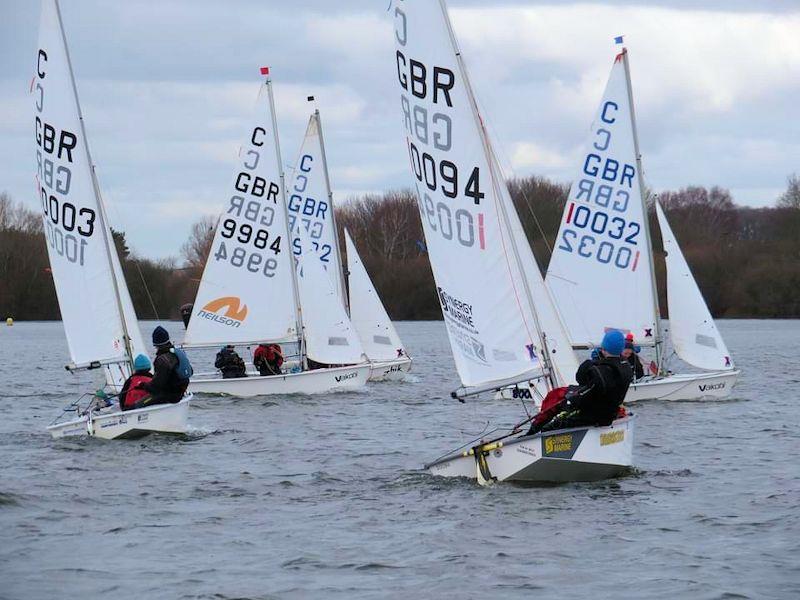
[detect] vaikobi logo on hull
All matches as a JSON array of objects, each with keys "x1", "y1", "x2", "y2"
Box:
[
  {"x1": 699, "y1": 382, "x2": 726, "y2": 392},
  {"x1": 197, "y1": 296, "x2": 248, "y2": 328},
  {"x1": 334, "y1": 372, "x2": 358, "y2": 383}
]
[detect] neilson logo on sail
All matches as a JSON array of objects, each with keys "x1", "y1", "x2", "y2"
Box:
[{"x1": 197, "y1": 296, "x2": 248, "y2": 328}]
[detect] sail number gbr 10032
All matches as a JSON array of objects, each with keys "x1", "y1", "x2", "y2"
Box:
[
  {"x1": 557, "y1": 202, "x2": 641, "y2": 271},
  {"x1": 214, "y1": 218, "x2": 281, "y2": 277}
]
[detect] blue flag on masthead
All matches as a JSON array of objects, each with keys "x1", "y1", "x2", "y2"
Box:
[{"x1": 614, "y1": 35, "x2": 624, "y2": 45}]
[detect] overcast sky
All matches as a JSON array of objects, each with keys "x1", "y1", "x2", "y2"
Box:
[{"x1": 2, "y1": 1, "x2": 798, "y2": 259}]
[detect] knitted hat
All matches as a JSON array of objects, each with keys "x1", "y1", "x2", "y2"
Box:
[
  {"x1": 601, "y1": 330, "x2": 625, "y2": 356},
  {"x1": 152, "y1": 325, "x2": 170, "y2": 346},
  {"x1": 133, "y1": 353, "x2": 152, "y2": 371}
]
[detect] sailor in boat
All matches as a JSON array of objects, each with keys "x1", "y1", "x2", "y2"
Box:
[
  {"x1": 529, "y1": 330, "x2": 633, "y2": 434},
  {"x1": 136, "y1": 326, "x2": 193, "y2": 404},
  {"x1": 214, "y1": 344, "x2": 248, "y2": 378},
  {"x1": 622, "y1": 333, "x2": 645, "y2": 380},
  {"x1": 253, "y1": 343, "x2": 284, "y2": 376},
  {"x1": 118, "y1": 354, "x2": 154, "y2": 411}
]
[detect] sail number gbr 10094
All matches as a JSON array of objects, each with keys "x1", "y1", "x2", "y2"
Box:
[{"x1": 558, "y1": 202, "x2": 641, "y2": 271}]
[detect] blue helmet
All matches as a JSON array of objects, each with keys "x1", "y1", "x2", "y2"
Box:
[
  {"x1": 152, "y1": 325, "x2": 170, "y2": 346},
  {"x1": 133, "y1": 353, "x2": 152, "y2": 371},
  {"x1": 601, "y1": 330, "x2": 625, "y2": 356}
]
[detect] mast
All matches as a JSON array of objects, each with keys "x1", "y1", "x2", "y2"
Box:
[
  {"x1": 313, "y1": 107, "x2": 350, "y2": 315},
  {"x1": 437, "y1": 0, "x2": 557, "y2": 390},
  {"x1": 265, "y1": 72, "x2": 307, "y2": 368},
  {"x1": 621, "y1": 47, "x2": 662, "y2": 368},
  {"x1": 55, "y1": 0, "x2": 133, "y2": 367}
]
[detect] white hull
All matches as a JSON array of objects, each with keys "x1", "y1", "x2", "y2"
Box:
[
  {"x1": 188, "y1": 363, "x2": 370, "y2": 397},
  {"x1": 367, "y1": 356, "x2": 413, "y2": 381},
  {"x1": 625, "y1": 370, "x2": 739, "y2": 402},
  {"x1": 496, "y1": 369, "x2": 739, "y2": 403},
  {"x1": 427, "y1": 416, "x2": 634, "y2": 484},
  {"x1": 48, "y1": 397, "x2": 191, "y2": 440}
]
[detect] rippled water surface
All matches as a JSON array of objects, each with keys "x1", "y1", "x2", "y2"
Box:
[{"x1": 1, "y1": 320, "x2": 798, "y2": 599}]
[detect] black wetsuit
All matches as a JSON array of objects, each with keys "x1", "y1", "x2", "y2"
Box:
[
  {"x1": 140, "y1": 344, "x2": 187, "y2": 405},
  {"x1": 539, "y1": 356, "x2": 633, "y2": 432},
  {"x1": 215, "y1": 348, "x2": 247, "y2": 378},
  {"x1": 625, "y1": 353, "x2": 645, "y2": 380}
]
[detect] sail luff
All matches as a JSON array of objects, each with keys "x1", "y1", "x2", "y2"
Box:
[
  {"x1": 53, "y1": 0, "x2": 134, "y2": 367},
  {"x1": 266, "y1": 75, "x2": 307, "y2": 367},
  {"x1": 621, "y1": 48, "x2": 662, "y2": 364},
  {"x1": 314, "y1": 109, "x2": 349, "y2": 315},
  {"x1": 437, "y1": 0, "x2": 550, "y2": 382}
]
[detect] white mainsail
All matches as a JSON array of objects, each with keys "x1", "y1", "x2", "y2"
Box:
[
  {"x1": 185, "y1": 79, "x2": 299, "y2": 347},
  {"x1": 546, "y1": 50, "x2": 659, "y2": 348},
  {"x1": 287, "y1": 112, "x2": 347, "y2": 310},
  {"x1": 344, "y1": 229, "x2": 407, "y2": 362},
  {"x1": 295, "y1": 222, "x2": 365, "y2": 365},
  {"x1": 392, "y1": 1, "x2": 548, "y2": 390},
  {"x1": 34, "y1": 0, "x2": 144, "y2": 372},
  {"x1": 656, "y1": 202, "x2": 734, "y2": 371}
]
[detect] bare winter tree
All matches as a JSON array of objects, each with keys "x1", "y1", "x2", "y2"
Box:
[
  {"x1": 777, "y1": 174, "x2": 800, "y2": 209},
  {"x1": 181, "y1": 215, "x2": 217, "y2": 271}
]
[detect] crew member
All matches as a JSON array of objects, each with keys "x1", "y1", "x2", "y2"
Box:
[
  {"x1": 622, "y1": 333, "x2": 645, "y2": 380},
  {"x1": 137, "y1": 326, "x2": 192, "y2": 405},
  {"x1": 215, "y1": 344, "x2": 247, "y2": 378},
  {"x1": 119, "y1": 354, "x2": 153, "y2": 411},
  {"x1": 253, "y1": 343, "x2": 283, "y2": 376},
  {"x1": 530, "y1": 329, "x2": 633, "y2": 433}
]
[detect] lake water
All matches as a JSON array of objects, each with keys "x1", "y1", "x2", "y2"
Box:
[{"x1": 0, "y1": 320, "x2": 798, "y2": 599}]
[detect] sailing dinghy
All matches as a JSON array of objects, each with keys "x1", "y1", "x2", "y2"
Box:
[
  {"x1": 286, "y1": 109, "x2": 412, "y2": 381},
  {"x1": 544, "y1": 47, "x2": 739, "y2": 402},
  {"x1": 183, "y1": 71, "x2": 369, "y2": 396},
  {"x1": 36, "y1": 0, "x2": 190, "y2": 439},
  {"x1": 391, "y1": 0, "x2": 633, "y2": 484}
]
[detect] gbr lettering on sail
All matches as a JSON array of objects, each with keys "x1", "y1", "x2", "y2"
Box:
[
  {"x1": 394, "y1": 6, "x2": 485, "y2": 249},
  {"x1": 34, "y1": 48, "x2": 95, "y2": 266}
]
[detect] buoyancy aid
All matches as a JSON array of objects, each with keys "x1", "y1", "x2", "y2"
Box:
[{"x1": 122, "y1": 373, "x2": 152, "y2": 409}]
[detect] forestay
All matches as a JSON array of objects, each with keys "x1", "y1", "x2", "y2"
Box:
[
  {"x1": 344, "y1": 230, "x2": 406, "y2": 361},
  {"x1": 185, "y1": 81, "x2": 298, "y2": 346},
  {"x1": 546, "y1": 51, "x2": 658, "y2": 347},
  {"x1": 287, "y1": 113, "x2": 347, "y2": 309},
  {"x1": 392, "y1": 1, "x2": 544, "y2": 389},
  {"x1": 656, "y1": 202, "x2": 734, "y2": 370},
  {"x1": 34, "y1": 0, "x2": 145, "y2": 370},
  {"x1": 295, "y1": 223, "x2": 365, "y2": 365}
]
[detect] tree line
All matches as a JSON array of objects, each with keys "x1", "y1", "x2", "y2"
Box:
[{"x1": 1, "y1": 174, "x2": 798, "y2": 321}]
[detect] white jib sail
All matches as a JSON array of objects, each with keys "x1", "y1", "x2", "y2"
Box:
[
  {"x1": 295, "y1": 223, "x2": 365, "y2": 365},
  {"x1": 344, "y1": 229, "x2": 407, "y2": 362},
  {"x1": 546, "y1": 51, "x2": 659, "y2": 348},
  {"x1": 185, "y1": 81, "x2": 299, "y2": 346},
  {"x1": 287, "y1": 113, "x2": 347, "y2": 310},
  {"x1": 34, "y1": 0, "x2": 143, "y2": 369},
  {"x1": 656, "y1": 202, "x2": 734, "y2": 370},
  {"x1": 392, "y1": 1, "x2": 544, "y2": 389}
]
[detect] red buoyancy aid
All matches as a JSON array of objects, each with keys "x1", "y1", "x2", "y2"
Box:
[
  {"x1": 531, "y1": 386, "x2": 569, "y2": 428},
  {"x1": 122, "y1": 373, "x2": 152, "y2": 409}
]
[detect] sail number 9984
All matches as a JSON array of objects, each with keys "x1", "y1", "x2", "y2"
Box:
[{"x1": 214, "y1": 218, "x2": 281, "y2": 277}]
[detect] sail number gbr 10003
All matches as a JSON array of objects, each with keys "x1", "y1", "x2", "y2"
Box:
[{"x1": 214, "y1": 218, "x2": 281, "y2": 277}]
